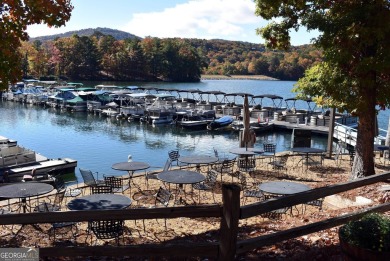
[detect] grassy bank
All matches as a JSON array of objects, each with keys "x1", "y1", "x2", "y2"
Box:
[{"x1": 200, "y1": 75, "x2": 278, "y2": 80}]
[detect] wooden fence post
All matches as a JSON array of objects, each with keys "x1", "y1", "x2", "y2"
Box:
[{"x1": 218, "y1": 184, "x2": 241, "y2": 261}]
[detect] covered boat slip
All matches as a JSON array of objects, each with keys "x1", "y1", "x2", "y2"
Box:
[
  {"x1": 6, "y1": 157, "x2": 77, "y2": 181},
  {"x1": 0, "y1": 139, "x2": 77, "y2": 183}
]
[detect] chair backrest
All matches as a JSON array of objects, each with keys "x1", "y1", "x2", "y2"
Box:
[
  {"x1": 54, "y1": 176, "x2": 66, "y2": 191},
  {"x1": 237, "y1": 157, "x2": 256, "y2": 172},
  {"x1": 79, "y1": 168, "x2": 97, "y2": 186},
  {"x1": 239, "y1": 173, "x2": 247, "y2": 189},
  {"x1": 220, "y1": 158, "x2": 235, "y2": 173},
  {"x1": 263, "y1": 143, "x2": 276, "y2": 154},
  {"x1": 163, "y1": 159, "x2": 172, "y2": 172},
  {"x1": 279, "y1": 155, "x2": 289, "y2": 164},
  {"x1": 90, "y1": 185, "x2": 113, "y2": 194},
  {"x1": 168, "y1": 150, "x2": 180, "y2": 162},
  {"x1": 104, "y1": 176, "x2": 123, "y2": 189},
  {"x1": 53, "y1": 189, "x2": 66, "y2": 208},
  {"x1": 205, "y1": 171, "x2": 218, "y2": 187},
  {"x1": 89, "y1": 220, "x2": 124, "y2": 240},
  {"x1": 155, "y1": 186, "x2": 172, "y2": 207}
]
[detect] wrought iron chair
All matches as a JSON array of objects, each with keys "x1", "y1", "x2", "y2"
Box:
[
  {"x1": 88, "y1": 220, "x2": 125, "y2": 246},
  {"x1": 38, "y1": 204, "x2": 78, "y2": 244},
  {"x1": 237, "y1": 156, "x2": 256, "y2": 174},
  {"x1": 53, "y1": 176, "x2": 82, "y2": 203},
  {"x1": 302, "y1": 198, "x2": 324, "y2": 215},
  {"x1": 260, "y1": 206, "x2": 290, "y2": 220},
  {"x1": 262, "y1": 143, "x2": 276, "y2": 167},
  {"x1": 33, "y1": 189, "x2": 65, "y2": 212},
  {"x1": 79, "y1": 168, "x2": 105, "y2": 189},
  {"x1": 168, "y1": 149, "x2": 187, "y2": 169},
  {"x1": 268, "y1": 154, "x2": 289, "y2": 176},
  {"x1": 104, "y1": 175, "x2": 129, "y2": 194},
  {"x1": 192, "y1": 170, "x2": 218, "y2": 203},
  {"x1": 239, "y1": 174, "x2": 265, "y2": 205},
  {"x1": 154, "y1": 186, "x2": 173, "y2": 230},
  {"x1": 211, "y1": 158, "x2": 235, "y2": 182},
  {"x1": 90, "y1": 185, "x2": 113, "y2": 194},
  {"x1": 144, "y1": 159, "x2": 172, "y2": 189}
]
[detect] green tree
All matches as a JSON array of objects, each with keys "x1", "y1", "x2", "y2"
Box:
[
  {"x1": 0, "y1": 0, "x2": 73, "y2": 89},
  {"x1": 254, "y1": 0, "x2": 390, "y2": 178}
]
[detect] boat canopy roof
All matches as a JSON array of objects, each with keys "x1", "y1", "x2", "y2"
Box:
[
  {"x1": 206, "y1": 90, "x2": 226, "y2": 95},
  {"x1": 154, "y1": 93, "x2": 176, "y2": 99},
  {"x1": 128, "y1": 92, "x2": 149, "y2": 98},
  {"x1": 57, "y1": 88, "x2": 75, "y2": 92},
  {"x1": 284, "y1": 97, "x2": 316, "y2": 110},
  {"x1": 66, "y1": 96, "x2": 85, "y2": 103},
  {"x1": 125, "y1": 86, "x2": 139, "y2": 90},
  {"x1": 252, "y1": 94, "x2": 283, "y2": 100},
  {"x1": 75, "y1": 87, "x2": 96, "y2": 92},
  {"x1": 224, "y1": 92, "x2": 254, "y2": 97},
  {"x1": 67, "y1": 82, "x2": 84, "y2": 87}
]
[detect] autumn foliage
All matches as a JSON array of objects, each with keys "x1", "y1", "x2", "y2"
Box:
[{"x1": 0, "y1": 0, "x2": 73, "y2": 89}]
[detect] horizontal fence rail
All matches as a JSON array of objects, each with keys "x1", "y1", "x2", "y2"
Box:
[
  {"x1": 240, "y1": 171, "x2": 390, "y2": 219},
  {"x1": 237, "y1": 202, "x2": 390, "y2": 254},
  {"x1": 0, "y1": 205, "x2": 222, "y2": 225},
  {"x1": 1, "y1": 172, "x2": 390, "y2": 260}
]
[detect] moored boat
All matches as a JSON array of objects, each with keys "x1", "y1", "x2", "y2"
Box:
[
  {"x1": 207, "y1": 116, "x2": 234, "y2": 131},
  {"x1": 0, "y1": 137, "x2": 77, "y2": 183}
]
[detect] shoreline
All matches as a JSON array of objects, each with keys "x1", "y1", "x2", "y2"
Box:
[{"x1": 200, "y1": 74, "x2": 279, "y2": 81}]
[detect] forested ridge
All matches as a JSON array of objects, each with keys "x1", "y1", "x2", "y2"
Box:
[{"x1": 22, "y1": 28, "x2": 322, "y2": 82}]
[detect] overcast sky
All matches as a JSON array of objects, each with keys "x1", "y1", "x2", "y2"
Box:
[{"x1": 27, "y1": 0, "x2": 318, "y2": 46}]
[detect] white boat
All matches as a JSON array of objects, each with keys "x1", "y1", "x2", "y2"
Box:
[
  {"x1": 0, "y1": 139, "x2": 77, "y2": 183},
  {"x1": 149, "y1": 110, "x2": 174, "y2": 124},
  {"x1": 180, "y1": 120, "x2": 210, "y2": 130},
  {"x1": 65, "y1": 96, "x2": 87, "y2": 112},
  {"x1": 0, "y1": 136, "x2": 17, "y2": 148}
]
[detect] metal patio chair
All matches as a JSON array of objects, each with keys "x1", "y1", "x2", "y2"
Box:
[
  {"x1": 104, "y1": 175, "x2": 129, "y2": 194},
  {"x1": 88, "y1": 220, "x2": 125, "y2": 246}
]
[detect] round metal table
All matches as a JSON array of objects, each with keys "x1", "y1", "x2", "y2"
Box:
[
  {"x1": 0, "y1": 182, "x2": 54, "y2": 212},
  {"x1": 259, "y1": 181, "x2": 310, "y2": 196},
  {"x1": 290, "y1": 147, "x2": 325, "y2": 169},
  {"x1": 158, "y1": 170, "x2": 205, "y2": 185},
  {"x1": 67, "y1": 194, "x2": 132, "y2": 211},
  {"x1": 112, "y1": 161, "x2": 150, "y2": 176},
  {"x1": 112, "y1": 161, "x2": 150, "y2": 189},
  {"x1": 179, "y1": 155, "x2": 218, "y2": 172},
  {"x1": 229, "y1": 147, "x2": 264, "y2": 155},
  {"x1": 158, "y1": 170, "x2": 205, "y2": 205}
]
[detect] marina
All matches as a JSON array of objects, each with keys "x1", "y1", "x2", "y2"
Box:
[{"x1": 0, "y1": 80, "x2": 388, "y2": 183}]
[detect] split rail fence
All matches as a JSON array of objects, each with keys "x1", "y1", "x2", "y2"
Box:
[{"x1": 1, "y1": 172, "x2": 390, "y2": 260}]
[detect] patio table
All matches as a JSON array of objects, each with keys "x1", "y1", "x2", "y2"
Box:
[
  {"x1": 158, "y1": 169, "x2": 205, "y2": 205},
  {"x1": 259, "y1": 181, "x2": 310, "y2": 196},
  {"x1": 179, "y1": 155, "x2": 218, "y2": 172},
  {"x1": 67, "y1": 194, "x2": 132, "y2": 211},
  {"x1": 112, "y1": 161, "x2": 150, "y2": 190},
  {"x1": 290, "y1": 147, "x2": 325, "y2": 169},
  {"x1": 0, "y1": 182, "x2": 54, "y2": 213}
]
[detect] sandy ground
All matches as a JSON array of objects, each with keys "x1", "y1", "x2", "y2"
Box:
[{"x1": 1, "y1": 152, "x2": 390, "y2": 260}]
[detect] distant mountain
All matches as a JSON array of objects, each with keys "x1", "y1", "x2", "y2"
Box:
[{"x1": 29, "y1": 27, "x2": 142, "y2": 42}]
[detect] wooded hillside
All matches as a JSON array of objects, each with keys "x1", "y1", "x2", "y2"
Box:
[{"x1": 23, "y1": 28, "x2": 322, "y2": 82}]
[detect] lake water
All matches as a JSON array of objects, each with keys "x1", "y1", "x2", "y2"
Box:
[{"x1": 1, "y1": 80, "x2": 388, "y2": 182}]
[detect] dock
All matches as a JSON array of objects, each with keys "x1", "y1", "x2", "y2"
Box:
[{"x1": 272, "y1": 120, "x2": 329, "y2": 135}]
